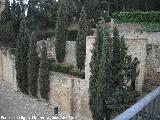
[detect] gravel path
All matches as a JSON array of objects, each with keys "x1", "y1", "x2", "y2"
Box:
[{"x1": 0, "y1": 80, "x2": 72, "y2": 120}]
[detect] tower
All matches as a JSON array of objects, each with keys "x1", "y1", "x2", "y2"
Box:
[{"x1": 0, "y1": 0, "x2": 5, "y2": 15}]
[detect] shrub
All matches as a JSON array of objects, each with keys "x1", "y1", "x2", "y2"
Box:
[
  {"x1": 35, "y1": 30, "x2": 55, "y2": 41},
  {"x1": 112, "y1": 11, "x2": 160, "y2": 23},
  {"x1": 51, "y1": 63, "x2": 73, "y2": 73},
  {"x1": 68, "y1": 30, "x2": 78, "y2": 41},
  {"x1": 70, "y1": 68, "x2": 85, "y2": 79},
  {"x1": 49, "y1": 61, "x2": 85, "y2": 79},
  {"x1": 9, "y1": 48, "x2": 16, "y2": 55}
]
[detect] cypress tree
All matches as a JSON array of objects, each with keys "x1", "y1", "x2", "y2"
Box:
[
  {"x1": 28, "y1": 32, "x2": 39, "y2": 97},
  {"x1": 89, "y1": 23, "x2": 139, "y2": 120},
  {"x1": 110, "y1": 27, "x2": 139, "y2": 113},
  {"x1": 89, "y1": 18, "x2": 109, "y2": 120},
  {"x1": 39, "y1": 40, "x2": 50, "y2": 100},
  {"x1": 97, "y1": 21, "x2": 112, "y2": 119},
  {"x1": 55, "y1": 0, "x2": 68, "y2": 63},
  {"x1": 11, "y1": 1, "x2": 22, "y2": 33},
  {"x1": 16, "y1": 18, "x2": 30, "y2": 94},
  {"x1": 76, "y1": 6, "x2": 87, "y2": 70}
]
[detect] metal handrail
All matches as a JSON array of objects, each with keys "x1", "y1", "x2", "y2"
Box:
[{"x1": 113, "y1": 86, "x2": 160, "y2": 120}]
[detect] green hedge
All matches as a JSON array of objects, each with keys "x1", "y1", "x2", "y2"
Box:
[
  {"x1": 112, "y1": 11, "x2": 160, "y2": 23},
  {"x1": 48, "y1": 60, "x2": 85, "y2": 79}
]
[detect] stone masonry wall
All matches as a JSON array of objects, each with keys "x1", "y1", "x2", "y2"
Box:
[
  {"x1": 0, "y1": 0, "x2": 5, "y2": 15},
  {"x1": 37, "y1": 39, "x2": 77, "y2": 66},
  {"x1": 0, "y1": 48, "x2": 17, "y2": 90},
  {"x1": 49, "y1": 72, "x2": 82, "y2": 118}
]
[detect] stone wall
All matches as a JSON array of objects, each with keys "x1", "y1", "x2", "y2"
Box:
[
  {"x1": 114, "y1": 23, "x2": 160, "y2": 45},
  {"x1": 125, "y1": 38, "x2": 147, "y2": 91},
  {"x1": 0, "y1": 48, "x2": 17, "y2": 90},
  {"x1": 114, "y1": 23, "x2": 160, "y2": 90},
  {"x1": 49, "y1": 72, "x2": 82, "y2": 118},
  {"x1": 37, "y1": 39, "x2": 77, "y2": 66},
  {"x1": 64, "y1": 41, "x2": 77, "y2": 66},
  {"x1": 0, "y1": 0, "x2": 5, "y2": 15}
]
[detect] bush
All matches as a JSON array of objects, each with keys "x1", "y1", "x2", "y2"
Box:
[
  {"x1": 141, "y1": 23, "x2": 160, "y2": 32},
  {"x1": 70, "y1": 68, "x2": 85, "y2": 79},
  {"x1": 51, "y1": 63, "x2": 73, "y2": 73},
  {"x1": 9, "y1": 48, "x2": 16, "y2": 55},
  {"x1": 68, "y1": 30, "x2": 78, "y2": 41},
  {"x1": 112, "y1": 11, "x2": 160, "y2": 23},
  {"x1": 49, "y1": 61, "x2": 85, "y2": 79},
  {"x1": 35, "y1": 30, "x2": 55, "y2": 41}
]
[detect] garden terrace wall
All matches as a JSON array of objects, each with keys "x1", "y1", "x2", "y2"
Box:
[{"x1": 0, "y1": 48, "x2": 17, "y2": 90}]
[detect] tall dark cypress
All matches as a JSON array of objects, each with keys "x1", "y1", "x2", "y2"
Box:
[
  {"x1": 16, "y1": 18, "x2": 30, "y2": 94},
  {"x1": 28, "y1": 32, "x2": 39, "y2": 97},
  {"x1": 39, "y1": 40, "x2": 50, "y2": 100},
  {"x1": 55, "y1": 0, "x2": 68, "y2": 63},
  {"x1": 76, "y1": 6, "x2": 87, "y2": 70},
  {"x1": 89, "y1": 18, "x2": 109, "y2": 120}
]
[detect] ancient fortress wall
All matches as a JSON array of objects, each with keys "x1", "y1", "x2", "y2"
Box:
[
  {"x1": 37, "y1": 39, "x2": 77, "y2": 66},
  {"x1": 0, "y1": 48, "x2": 17, "y2": 90},
  {"x1": 0, "y1": 0, "x2": 5, "y2": 15}
]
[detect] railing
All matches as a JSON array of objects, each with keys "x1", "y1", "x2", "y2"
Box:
[{"x1": 113, "y1": 86, "x2": 160, "y2": 120}]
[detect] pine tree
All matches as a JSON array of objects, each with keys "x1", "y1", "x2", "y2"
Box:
[
  {"x1": 89, "y1": 18, "x2": 109, "y2": 120},
  {"x1": 39, "y1": 40, "x2": 50, "y2": 100},
  {"x1": 76, "y1": 6, "x2": 87, "y2": 70},
  {"x1": 28, "y1": 32, "x2": 39, "y2": 97},
  {"x1": 16, "y1": 18, "x2": 30, "y2": 94},
  {"x1": 55, "y1": 0, "x2": 68, "y2": 63}
]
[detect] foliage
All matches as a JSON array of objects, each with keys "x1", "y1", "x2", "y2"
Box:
[
  {"x1": 55, "y1": 0, "x2": 68, "y2": 63},
  {"x1": 39, "y1": 40, "x2": 50, "y2": 100},
  {"x1": 0, "y1": 22, "x2": 16, "y2": 47},
  {"x1": 0, "y1": 0, "x2": 11, "y2": 24},
  {"x1": 112, "y1": 11, "x2": 160, "y2": 23},
  {"x1": 34, "y1": 30, "x2": 55, "y2": 41},
  {"x1": 68, "y1": 30, "x2": 78, "y2": 41},
  {"x1": 89, "y1": 19, "x2": 139, "y2": 120},
  {"x1": 9, "y1": 48, "x2": 16, "y2": 55},
  {"x1": 15, "y1": 18, "x2": 30, "y2": 94},
  {"x1": 76, "y1": 6, "x2": 88, "y2": 70},
  {"x1": 11, "y1": 1, "x2": 22, "y2": 34},
  {"x1": 50, "y1": 62, "x2": 73, "y2": 73},
  {"x1": 110, "y1": 28, "x2": 139, "y2": 113},
  {"x1": 141, "y1": 23, "x2": 160, "y2": 32},
  {"x1": 27, "y1": 32, "x2": 39, "y2": 97},
  {"x1": 89, "y1": 18, "x2": 106, "y2": 120},
  {"x1": 48, "y1": 61, "x2": 85, "y2": 79}
]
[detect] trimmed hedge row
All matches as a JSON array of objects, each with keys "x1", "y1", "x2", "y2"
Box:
[
  {"x1": 48, "y1": 60, "x2": 85, "y2": 79},
  {"x1": 112, "y1": 11, "x2": 160, "y2": 23}
]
